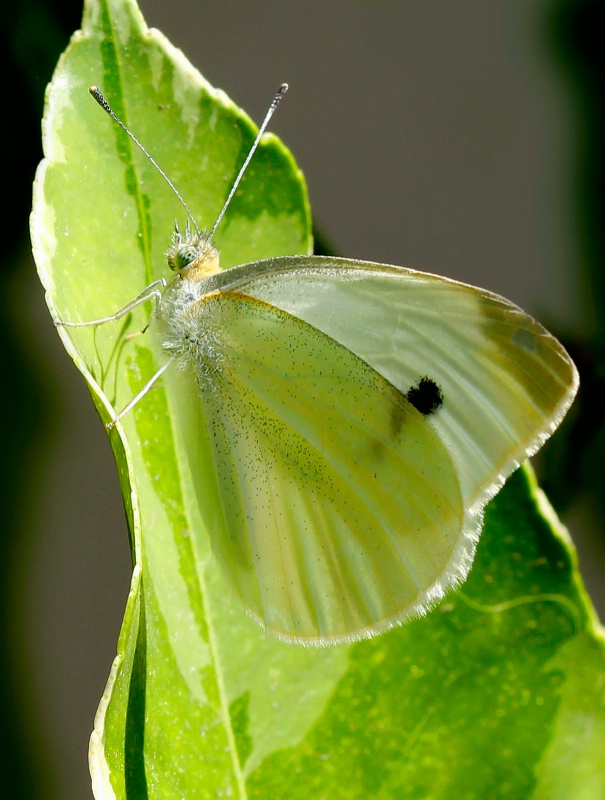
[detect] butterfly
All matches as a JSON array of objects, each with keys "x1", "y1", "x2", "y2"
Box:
[{"x1": 61, "y1": 86, "x2": 578, "y2": 645}]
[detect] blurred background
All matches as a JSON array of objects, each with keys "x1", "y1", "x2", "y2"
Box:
[{"x1": 1, "y1": 0, "x2": 602, "y2": 797}]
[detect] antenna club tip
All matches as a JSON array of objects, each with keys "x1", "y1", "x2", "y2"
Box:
[
  {"x1": 279, "y1": 83, "x2": 289, "y2": 93},
  {"x1": 89, "y1": 85, "x2": 108, "y2": 109}
]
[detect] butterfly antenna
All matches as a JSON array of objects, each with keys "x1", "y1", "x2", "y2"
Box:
[
  {"x1": 207, "y1": 83, "x2": 289, "y2": 243},
  {"x1": 89, "y1": 86, "x2": 201, "y2": 236}
]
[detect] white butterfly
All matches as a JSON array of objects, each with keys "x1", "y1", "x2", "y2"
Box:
[{"x1": 62, "y1": 87, "x2": 578, "y2": 645}]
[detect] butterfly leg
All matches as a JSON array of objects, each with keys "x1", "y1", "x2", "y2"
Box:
[
  {"x1": 107, "y1": 355, "x2": 176, "y2": 429},
  {"x1": 55, "y1": 277, "x2": 168, "y2": 327}
]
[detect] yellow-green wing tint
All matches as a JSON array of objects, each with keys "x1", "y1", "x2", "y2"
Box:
[
  {"x1": 210, "y1": 256, "x2": 578, "y2": 516},
  {"x1": 180, "y1": 292, "x2": 475, "y2": 644}
]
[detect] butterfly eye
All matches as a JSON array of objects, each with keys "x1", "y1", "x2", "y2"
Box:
[{"x1": 169, "y1": 243, "x2": 198, "y2": 271}]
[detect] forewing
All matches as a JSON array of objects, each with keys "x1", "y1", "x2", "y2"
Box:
[
  {"x1": 185, "y1": 292, "x2": 473, "y2": 644},
  {"x1": 211, "y1": 256, "x2": 578, "y2": 514}
]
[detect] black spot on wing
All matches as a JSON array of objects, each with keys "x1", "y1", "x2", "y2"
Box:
[{"x1": 406, "y1": 377, "x2": 444, "y2": 417}]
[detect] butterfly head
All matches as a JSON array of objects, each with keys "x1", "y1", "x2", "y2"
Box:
[{"x1": 166, "y1": 220, "x2": 220, "y2": 280}]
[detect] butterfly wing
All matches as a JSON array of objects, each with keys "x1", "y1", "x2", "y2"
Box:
[
  {"x1": 205, "y1": 256, "x2": 578, "y2": 516},
  {"x1": 181, "y1": 291, "x2": 477, "y2": 644}
]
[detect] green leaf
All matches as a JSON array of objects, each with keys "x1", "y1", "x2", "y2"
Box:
[{"x1": 31, "y1": 0, "x2": 605, "y2": 797}]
